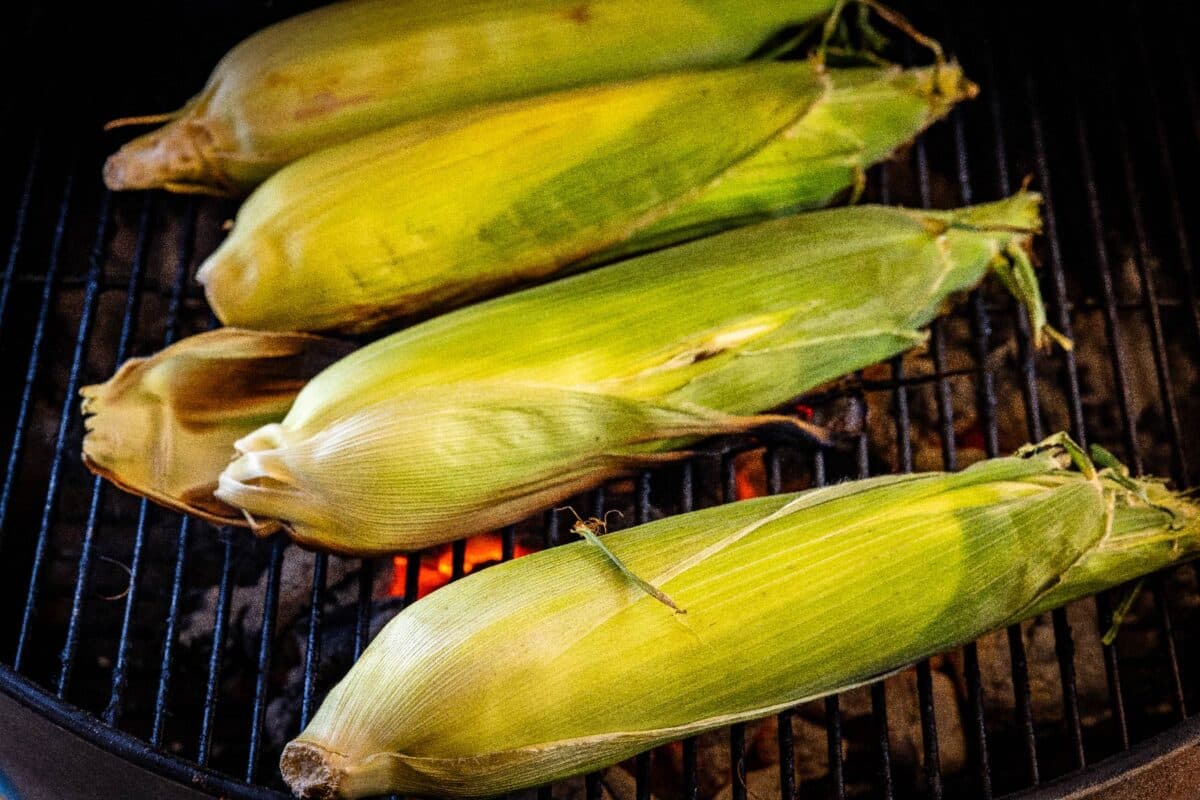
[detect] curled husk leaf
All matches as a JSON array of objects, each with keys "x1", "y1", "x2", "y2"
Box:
[
  {"x1": 216, "y1": 192, "x2": 1052, "y2": 555},
  {"x1": 102, "y1": 0, "x2": 837, "y2": 195},
  {"x1": 197, "y1": 59, "x2": 976, "y2": 333},
  {"x1": 281, "y1": 435, "x2": 1200, "y2": 798},
  {"x1": 80, "y1": 329, "x2": 353, "y2": 524}
]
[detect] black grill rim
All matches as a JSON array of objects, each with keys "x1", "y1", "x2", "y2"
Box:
[
  {"x1": 0, "y1": 664, "x2": 287, "y2": 800},
  {"x1": 5, "y1": 661, "x2": 1200, "y2": 800}
]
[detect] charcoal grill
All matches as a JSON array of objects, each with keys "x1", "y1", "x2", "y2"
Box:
[{"x1": 0, "y1": 1, "x2": 1197, "y2": 798}]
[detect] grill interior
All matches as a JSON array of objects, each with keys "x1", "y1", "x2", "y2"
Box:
[{"x1": 0, "y1": 1, "x2": 1198, "y2": 798}]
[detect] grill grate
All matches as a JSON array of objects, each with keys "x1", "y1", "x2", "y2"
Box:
[{"x1": 0, "y1": 1, "x2": 1197, "y2": 798}]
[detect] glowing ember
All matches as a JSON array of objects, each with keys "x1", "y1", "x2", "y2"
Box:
[
  {"x1": 388, "y1": 533, "x2": 535, "y2": 599},
  {"x1": 734, "y1": 451, "x2": 767, "y2": 501}
]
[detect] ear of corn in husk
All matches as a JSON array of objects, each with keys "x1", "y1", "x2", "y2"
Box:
[
  {"x1": 102, "y1": 0, "x2": 838, "y2": 195},
  {"x1": 213, "y1": 192, "x2": 1052, "y2": 555},
  {"x1": 196, "y1": 60, "x2": 975, "y2": 333},
  {"x1": 79, "y1": 330, "x2": 353, "y2": 525},
  {"x1": 280, "y1": 435, "x2": 1200, "y2": 799}
]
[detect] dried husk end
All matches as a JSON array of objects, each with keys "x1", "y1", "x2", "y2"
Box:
[
  {"x1": 103, "y1": 95, "x2": 235, "y2": 196},
  {"x1": 79, "y1": 328, "x2": 352, "y2": 524},
  {"x1": 281, "y1": 740, "x2": 349, "y2": 800},
  {"x1": 79, "y1": 358, "x2": 245, "y2": 526}
]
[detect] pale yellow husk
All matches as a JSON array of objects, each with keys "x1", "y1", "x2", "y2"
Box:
[
  {"x1": 102, "y1": 0, "x2": 836, "y2": 195},
  {"x1": 196, "y1": 60, "x2": 975, "y2": 333},
  {"x1": 281, "y1": 436, "x2": 1200, "y2": 798},
  {"x1": 214, "y1": 193, "x2": 1053, "y2": 555}
]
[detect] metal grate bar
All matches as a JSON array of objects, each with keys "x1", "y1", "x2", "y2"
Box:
[
  {"x1": 980, "y1": 34, "x2": 1043, "y2": 785},
  {"x1": 768, "y1": 448, "x2": 796, "y2": 800},
  {"x1": 635, "y1": 748, "x2": 651, "y2": 800},
  {"x1": 776, "y1": 706, "x2": 795, "y2": 800},
  {"x1": 1093, "y1": 592, "x2": 1129, "y2": 751},
  {"x1": 681, "y1": 737, "x2": 698, "y2": 800},
  {"x1": 824, "y1": 695, "x2": 845, "y2": 800},
  {"x1": 149, "y1": 197, "x2": 198, "y2": 748},
  {"x1": 1130, "y1": 5, "x2": 1200, "y2": 337},
  {"x1": 636, "y1": 472, "x2": 652, "y2": 525},
  {"x1": 729, "y1": 722, "x2": 746, "y2": 800},
  {"x1": 103, "y1": 195, "x2": 154, "y2": 726},
  {"x1": 841, "y1": 397, "x2": 874, "y2": 800},
  {"x1": 451, "y1": 539, "x2": 467, "y2": 581},
  {"x1": 871, "y1": 682, "x2": 894, "y2": 800},
  {"x1": 1004, "y1": 625, "x2": 1040, "y2": 785},
  {"x1": 162, "y1": 198, "x2": 197, "y2": 344},
  {"x1": 914, "y1": 131, "x2": 950, "y2": 800},
  {"x1": 353, "y1": 558, "x2": 376, "y2": 661},
  {"x1": 1150, "y1": 574, "x2": 1187, "y2": 720},
  {"x1": 1067, "y1": 69, "x2": 1134, "y2": 751},
  {"x1": 1049, "y1": 608, "x2": 1085, "y2": 769},
  {"x1": 197, "y1": 536, "x2": 235, "y2": 766},
  {"x1": 9, "y1": 173, "x2": 75, "y2": 671},
  {"x1": 721, "y1": 453, "x2": 737, "y2": 508},
  {"x1": 105, "y1": 500, "x2": 148, "y2": 725},
  {"x1": 0, "y1": 139, "x2": 40, "y2": 336},
  {"x1": 632, "y1": 468, "x2": 653, "y2": 800},
  {"x1": 675, "y1": 462, "x2": 699, "y2": 800},
  {"x1": 1107, "y1": 59, "x2": 1192, "y2": 486},
  {"x1": 404, "y1": 550, "x2": 421, "y2": 606},
  {"x1": 1026, "y1": 70, "x2": 1088, "y2": 772},
  {"x1": 1071, "y1": 83, "x2": 1140, "y2": 472},
  {"x1": 1026, "y1": 79, "x2": 1085, "y2": 441},
  {"x1": 246, "y1": 535, "x2": 287, "y2": 783},
  {"x1": 941, "y1": 33, "x2": 998, "y2": 790},
  {"x1": 51, "y1": 189, "x2": 115, "y2": 699},
  {"x1": 585, "y1": 772, "x2": 602, "y2": 800},
  {"x1": 0, "y1": 171, "x2": 71, "y2": 565},
  {"x1": 152, "y1": 517, "x2": 191, "y2": 747},
  {"x1": 961, "y1": 644, "x2": 992, "y2": 799},
  {"x1": 579, "y1": 488, "x2": 607, "y2": 798},
  {"x1": 300, "y1": 552, "x2": 329, "y2": 729}
]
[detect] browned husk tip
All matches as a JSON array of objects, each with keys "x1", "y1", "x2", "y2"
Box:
[
  {"x1": 79, "y1": 329, "x2": 354, "y2": 523},
  {"x1": 281, "y1": 741, "x2": 348, "y2": 800},
  {"x1": 103, "y1": 103, "x2": 233, "y2": 195}
]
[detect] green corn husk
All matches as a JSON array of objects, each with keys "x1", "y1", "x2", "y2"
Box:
[
  {"x1": 212, "y1": 191, "x2": 1056, "y2": 555},
  {"x1": 280, "y1": 435, "x2": 1200, "y2": 799},
  {"x1": 102, "y1": 0, "x2": 837, "y2": 195},
  {"x1": 195, "y1": 60, "x2": 974, "y2": 334}
]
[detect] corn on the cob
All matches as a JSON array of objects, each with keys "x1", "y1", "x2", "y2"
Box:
[
  {"x1": 196, "y1": 60, "x2": 973, "y2": 334},
  {"x1": 102, "y1": 0, "x2": 838, "y2": 195},
  {"x1": 280, "y1": 435, "x2": 1199, "y2": 799},
  {"x1": 213, "y1": 192, "x2": 1055, "y2": 555},
  {"x1": 79, "y1": 330, "x2": 353, "y2": 524}
]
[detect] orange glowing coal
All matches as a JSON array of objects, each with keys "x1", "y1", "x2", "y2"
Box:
[
  {"x1": 388, "y1": 533, "x2": 535, "y2": 599},
  {"x1": 733, "y1": 404, "x2": 812, "y2": 501},
  {"x1": 734, "y1": 453, "x2": 766, "y2": 501}
]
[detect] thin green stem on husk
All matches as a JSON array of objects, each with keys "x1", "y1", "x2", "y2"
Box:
[
  {"x1": 1102, "y1": 578, "x2": 1146, "y2": 646},
  {"x1": 559, "y1": 509, "x2": 685, "y2": 614}
]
